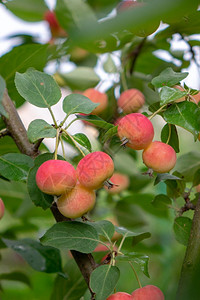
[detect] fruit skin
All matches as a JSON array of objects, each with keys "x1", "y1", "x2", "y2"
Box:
[
  {"x1": 107, "y1": 292, "x2": 133, "y2": 299},
  {"x1": 118, "y1": 89, "x2": 145, "y2": 114},
  {"x1": 77, "y1": 151, "x2": 114, "y2": 189},
  {"x1": 132, "y1": 285, "x2": 165, "y2": 300},
  {"x1": 83, "y1": 89, "x2": 108, "y2": 115},
  {"x1": 36, "y1": 160, "x2": 77, "y2": 196},
  {"x1": 44, "y1": 10, "x2": 66, "y2": 38},
  {"x1": 117, "y1": 113, "x2": 154, "y2": 150},
  {"x1": 0, "y1": 198, "x2": 5, "y2": 220},
  {"x1": 57, "y1": 183, "x2": 96, "y2": 219},
  {"x1": 142, "y1": 141, "x2": 176, "y2": 173},
  {"x1": 105, "y1": 172, "x2": 130, "y2": 194},
  {"x1": 173, "y1": 85, "x2": 200, "y2": 104}
]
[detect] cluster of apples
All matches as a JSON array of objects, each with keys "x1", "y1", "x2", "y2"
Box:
[
  {"x1": 36, "y1": 151, "x2": 114, "y2": 218},
  {"x1": 107, "y1": 285, "x2": 164, "y2": 299}
]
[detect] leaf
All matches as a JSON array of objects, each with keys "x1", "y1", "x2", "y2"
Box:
[
  {"x1": 0, "y1": 75, "x2": 7, "y2": 117},
  {"x1": 101, "y1": 126, "x2": 118, "y2": 143},
  {"x1": 88, "y1": 220, "x2": 115, "y2": 241},
  {"x1": 175, "y1": 151, "x2": 200, "y2": 181},
  {"x1": 27, "y1": 119, "x2": 57, "y2": 143},
  {"x1": 15, "y1": 69, "x2": 61, "y2": 108},
  {"x1": 5, "y1": 0, "x2": 48, "y2": 22},
  {"x1": 90, "y1": 265, "x2": 120, "y2": 300},
  {"x1": 73, "y1": 133, "x2": 92, "y2": 152},
  {"x1": 3, "y1": 238, "x2": 63, "y2": 273},
  {"x1": 152, "y1": 194, "x2": 172, "y2": 212},
  {"x1": 0, "y1": 271, "x2": 31, "y2": 287},
  {"x1": 55, "y1": 0, "x2": 97, "y2": 31},
  {"x1": 154, "y1": 173, "x2": 182, "y2": 185},
  {"x1": 77, "y1": 114, "x2": 113, "y2": 130},
  {"x1": 61, "y1": 67, "x2": 100, "y2": 90},
  {"x1": 63, "y1": 94, "x2": 98, "y2": 116},
  {"x1": 0, "y1": 153, "x2": 34, "y2": 181},
  {"x1": 50, "y1": 259, "x2": 87, "y2": 300},
  {"x1": 163, "y1": 102, "x2": 200, "y2": 138},
  {"x1": 115, "y1": 227, "x2": 151, "y2": 246},
  {"x1": 103, "y1": 54, "x2": 118, "y2": 73},
  {"x1": 151, "y1": 67, "x2": 188, "y2": 88},
  {"x1": 160, "y1": 86, "x2": 187, "y2": 105},
  {"x1": 193, "y1": 169, "x2": 200, "y2": 187},
  {"x1": 27, "y1": 153, "x2": 57, "y2": 209},
  {"x1": 0, "y1": 44, "x2": 48, "y2": 107},
  {"x1": 161, "y1": 124, "x2": 179, "y2": 153},
  {"x1": 116, "y1": 252, "x2": 150, "y2": 277},
  {"x1": 40, "y1": 221, "x2": 99, "y2": 253},
  {"x1": 173, "y1": 217, "x2": 192, "y2": 246}
]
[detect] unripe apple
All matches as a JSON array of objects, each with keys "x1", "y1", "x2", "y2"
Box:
[
  {"x1": 107, "y1": 292, "x2": 133, "y2": 299},
  {"x1": 132, "y1": 285, "x2": 165, "y2": 300},
  {"x1": 44, "y1": 10, "x2": 66, "y2": 38},
  {"x1": 105, "y1": 172, "x2": 130, "y2": 194},
  {"x1": 117, "y1": 0, "x2": 160, "y2": 37},
  {"x1": 77, "y1": 151, "x2": 114, "y2": 189},
  {"x1": 57, "y1": 183, "x2": 96, "y2": 218},
  {"x1": 0, "y1": 198, "x2": 5, "y2": 220},
  {"x1": 36, "y1": 160, "x2": 77, "y2": 195},
  {"x1": 117, "y1": 113, "x2": 154, "y2": 150},
  {"x1": 118, "y1": 89, "x2": 145, "y2": 113},
  {"x1": 83, "y1": 89, "x2": 108, "y2": 115},
  {"x1": 142, "y1": 141, "x2": 176, "y2": 173}
]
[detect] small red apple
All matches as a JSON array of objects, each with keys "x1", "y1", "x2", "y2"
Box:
[
  {"x1": 0, "y1": 198, "x2": 5, "y2": 220},
  {"x1": 107, "y1": 292, "x2": 133, "y2": 299},
  {"x1": 132, "y1": 285, "x2": 165, "y2": 300}
]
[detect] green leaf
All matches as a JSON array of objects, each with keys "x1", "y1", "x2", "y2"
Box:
[
  {"x1": 151, "y1": 67, "x2": 188, "y2": 88},
  {"x1": 15, "y1": 69, "x2": 61, "y2": 108},
  {"x1": 77, "y1": 114, "x2": 113, "y2": 130},
  {"x1": 161, "y1": 124, "x2": 179, "y2": 153},
  {"x1": 90, "y1": 265, "x2": 120, "y2": 300},
  {"x1": 27, "y1": 153, "x2": 57, "y2": 209},
  {"x1": 27, "y1": 119, "x2": 57, "y2": 143},
  {"x1": 116, "y1": 252, "x2": 150, "y2": 277},
  {"x1": 173, "y1": 217, "x2": 192, "y2": 246},
  {"x1": 0, "y1": 44, "x2": 48, "y2": 107},
  {"x1": 160, "y1": 86, "x2": 187, "y2": 105},
  {"x1": 61, "y1": 67, "x2": 100, "y2": 90},
  {"x1": 101, "y1": 126, "x2": 118, "y2": 143},
  {"x1": 51, "y1": 259, "x2": 87, "y2": 300},
  {"x1": 73, "y1": 133, "x2": 92, "y2": 152},
  {"x1": 175, "y1": 152, "x2": 200, "y2": 182},
  {"x1": 40, "y1": 221, "x2": 99, "y2": 253},
  {"x1": 154, "y1": 173, "x2": 182, "y2": 185},
  {"x1": 152, "y1": 194, "x2": 172, "y2": 213},
  {"x1": 88, "y1": 220, "x2": 115, "y2": 241},
  {"x1": 5, "y1": 0, "x2": 48, "y2": 22},
  {"x1": 0, "y1": 75, "x2": 7, "y2": 117},
  {"x1": 193, "y1": 169, "x2": 200, "y2": 187},
  {"x1": 63, "y1": 94, "x2": 98, "y2": 116},
  {"x1": 3, "y1": 238, "x2": 63, "y2": 273},
  {"x1": 163, "y1": 102, "x2": 200, "y2": 138},
  {"x1": 0, "y1": 271, "x2": 31, "y2": 288},
  {"x1": 103, "y1": 54, "x2": 118, "y2": 73},
  {"x1": 55, "y1": 0, "x2": 97, "y2": 31},
  {"x1": 0, "y1": 153, "x2": 34, "y2": 181},
  {"x1": 115, "y1": 227, "x2": 151, "y2": 246}
]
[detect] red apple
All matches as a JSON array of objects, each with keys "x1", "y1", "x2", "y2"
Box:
[
  {"x1": 132, "y1": 285, "x2": 164, "y2": 300},
  {"x1": 107, "y1": 292, "x2": 133, "y2": 299},
  {"x1": 117, "y1": 89, "x2": 145, "y2": 113},
  {"x1": 0, "y1": 198, "x2": 5, "y2": 220}
]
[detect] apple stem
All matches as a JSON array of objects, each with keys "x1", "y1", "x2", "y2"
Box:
[
  {"x1": 62, "y1": 129, "x2": 86, "y2": 157},
  {"x1": 148, "y1": 103, "x2": 166, "y2": 120},
  {"x1": 54, "y1": 128, "x2": 60, "y2": 160},
  {"x1": 166, "y1": 123, "x2": 171, "y2": 144},
  {"x1": 129, "y1": 261, "x2": 142, "y2": 288},
  {"x1": 48, "y1": 106, "x2": 58, "y2": 128}
]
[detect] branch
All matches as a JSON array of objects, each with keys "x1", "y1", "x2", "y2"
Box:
[
  {"x1": 2, "y1": 89, "x2": 96, "y2": 297},
  {"x1": 2, "y1": 90, "x2": 39, "y2": 157},
  {"x1": 128, "y1": 38, "x2": 146, "y2": 75},
  {"x1": 176, "y1": 196, "x2": 200, "y2": 299}
]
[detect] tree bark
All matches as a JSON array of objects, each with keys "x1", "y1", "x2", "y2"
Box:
[{"x1": 176, "y1": 196, "x2": 200, "y2": 300}]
